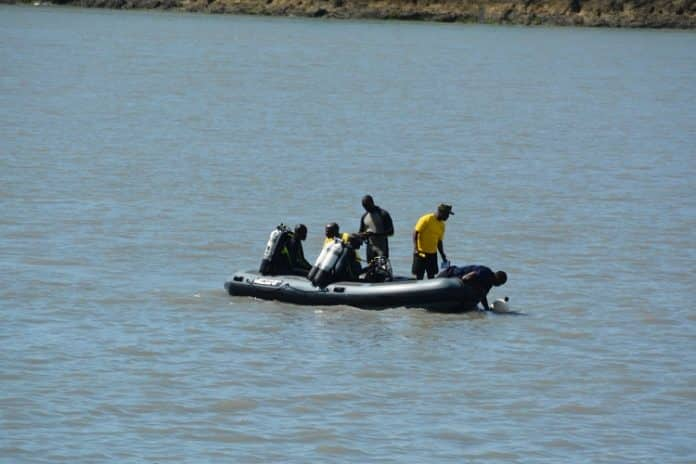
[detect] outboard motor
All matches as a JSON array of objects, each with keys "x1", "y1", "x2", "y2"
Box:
[
  {"x1": 308, "y1": 239, "x2": 345, "y2": 288},
  {"x1": 259, "y1": 224, "x2": 291, "y2": 275}
]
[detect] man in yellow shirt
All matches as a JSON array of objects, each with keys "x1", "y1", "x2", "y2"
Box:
[
  {"x1": 323, "y1": 222, "x2": 340, "y2": 248},
  {"x1": 412, "y1": 204, "x2": 453, "y2": 280}
]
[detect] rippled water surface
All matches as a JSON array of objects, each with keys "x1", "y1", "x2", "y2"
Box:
[{"x1": 2, "y1": 5, "x2": 695, "y2": 462}]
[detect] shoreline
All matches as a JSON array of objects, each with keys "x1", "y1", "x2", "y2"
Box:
[{"x1": 5, "y1": 0, "x2": 696, "y2": 28}]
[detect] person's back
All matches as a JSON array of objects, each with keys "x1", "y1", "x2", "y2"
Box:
[
  {"x1": 285, "y1": 224, "x2": 311, "y2": 276},
  {"x1": 438, "y1": 264, "x2": 506, "y2": 310},
  {"x1": 359, "y1": 195, "x2": 394, "y2": 262}
]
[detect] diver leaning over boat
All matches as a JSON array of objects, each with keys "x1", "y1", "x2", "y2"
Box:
[{"x1": 437, "y1": 264, "x2": 507, "y2": 312}]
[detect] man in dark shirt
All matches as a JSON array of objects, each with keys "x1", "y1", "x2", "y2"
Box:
[
  {"x1": 284, "y1": 224, "x2": 312, "y2": 277},
  {"x1": 438, "y1": 264, "x2": 507, "y2": 311},
  {"x1": 359, "y1": 195, "x2": 394, "y2": 262}
]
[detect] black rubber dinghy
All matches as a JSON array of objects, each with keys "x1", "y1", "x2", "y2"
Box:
[{"x1": 225, "y1": 270, "x2": 480, "y2": 312}]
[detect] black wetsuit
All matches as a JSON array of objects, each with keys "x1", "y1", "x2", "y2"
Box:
[{"x1": 285, "y1": 236, "x2": 311, "y2": 277}]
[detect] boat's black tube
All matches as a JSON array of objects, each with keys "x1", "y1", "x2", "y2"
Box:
[{"x1": 225, "y1": 270, "x2": 479, "y2": 312}]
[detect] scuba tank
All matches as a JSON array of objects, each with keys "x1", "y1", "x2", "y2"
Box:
[
  {"x1": 307, "y1": 238, "x2": 333, "y2": 282},
  {"x1": 259, "y1": 224, "x2": 290, "y2": 275},
  {"x1": 309, "y1": 239, "x2": 345, "y2": 288},
  {"x1": 332, "y1": 246, "x2": 353, "y2": 280}
]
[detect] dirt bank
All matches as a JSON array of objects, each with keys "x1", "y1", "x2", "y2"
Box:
[{"x1": 10, "y1": 0, "x2": 696, "y2": 28}]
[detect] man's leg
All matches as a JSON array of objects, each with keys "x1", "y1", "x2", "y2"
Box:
[
  {"x1": 412, "y1": 254, "x2": 426, "y2": 280},
  {"x1": 425, "y1": 254, "x2": 438, "y2": 279}
]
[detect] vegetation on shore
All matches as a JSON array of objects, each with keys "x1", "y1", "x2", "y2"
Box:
[{"x1": 7, "y1": 0, "x2": 696, "y2": 28}]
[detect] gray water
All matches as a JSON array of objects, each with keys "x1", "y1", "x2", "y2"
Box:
[{"x1": 2, "y1": 5, "x2": 695, "y2": 462}]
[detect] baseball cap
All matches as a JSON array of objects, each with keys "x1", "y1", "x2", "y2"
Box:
[{"x1": 437, "y1": 203, "x2": 454, "y2": 215}]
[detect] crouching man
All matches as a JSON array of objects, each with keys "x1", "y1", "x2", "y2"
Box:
[{"x1": 438, "y1": 265, "x2": 507, "y2": 311}]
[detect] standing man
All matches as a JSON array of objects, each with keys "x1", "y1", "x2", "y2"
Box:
[
  {"x1": 412, "y1": 203, "x2": 453, "y2": 280},
  {"x1": 358, "y1": 195, "x2": 394, "y2": 262}
]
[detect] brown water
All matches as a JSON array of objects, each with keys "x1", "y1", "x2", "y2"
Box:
[{"x1": 2, "y1": 5, "x2": 695, "y2": 462}]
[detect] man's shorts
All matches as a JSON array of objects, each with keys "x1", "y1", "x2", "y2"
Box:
[{"x1": 412, "y1": 253, "x2": 438, "y2": 279}]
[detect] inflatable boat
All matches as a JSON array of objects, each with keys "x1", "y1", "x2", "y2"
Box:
[
  {"x1": 224, "y1": 270, "x2": 480, "y2": 312},
  {"x1": 226, "y1": 225, "x2": 482, "y2": 312}
]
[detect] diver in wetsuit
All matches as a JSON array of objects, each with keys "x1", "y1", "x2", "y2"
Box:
[{"x1": 283, "y1": 224, "x2": 312, "y2": 277}]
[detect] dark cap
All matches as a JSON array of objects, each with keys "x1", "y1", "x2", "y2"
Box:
[{"x1": 437, "y1": 203, "x2": 454, "y2": 215}]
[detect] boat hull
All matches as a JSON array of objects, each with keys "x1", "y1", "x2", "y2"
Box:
[{"x1": 225, "y1": 270, "x2": 479, "y2": 312}]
